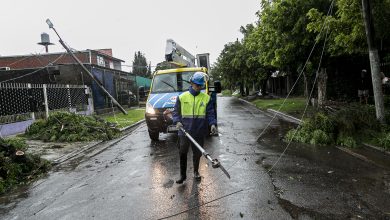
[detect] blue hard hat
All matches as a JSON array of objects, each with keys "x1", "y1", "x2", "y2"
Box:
[{"x1": 190, "y1": 72, "x2": 205, "y2": 86}]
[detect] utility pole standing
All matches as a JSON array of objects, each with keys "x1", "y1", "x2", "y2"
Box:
[{"x1": 361, "y1": 0, "x2": 385, "y2": 123}]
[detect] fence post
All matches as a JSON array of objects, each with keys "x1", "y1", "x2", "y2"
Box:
[
  {"x1": 66, "y1": 84, "x2": 74, "y2": 113},
  {"x1": 43, "y1": 84, "x2": 49, "y2": 119},
  {"x1": 27, "y1": 83, "x2": 35, "y2": 120},
  {"x1": 86, "y1": 85, "x2": 94, "y2": 115}
]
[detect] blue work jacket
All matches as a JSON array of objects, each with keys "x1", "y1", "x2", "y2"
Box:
[{"x1": 172, "y1": 86, "x2": 217, "y2": 137}]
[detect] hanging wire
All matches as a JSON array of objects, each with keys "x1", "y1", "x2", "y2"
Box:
[{"x1": 4, "y1": 48, "x2": 45, "y2": 68}]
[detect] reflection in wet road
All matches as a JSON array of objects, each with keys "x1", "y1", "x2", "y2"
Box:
[{"x1": 0, "y1": 96, "x2": 389, "y2": 219}]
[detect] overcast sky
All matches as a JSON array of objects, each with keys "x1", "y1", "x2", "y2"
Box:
[{"x1": 0, "y1": 0, "x2": 260, "y2": 71}]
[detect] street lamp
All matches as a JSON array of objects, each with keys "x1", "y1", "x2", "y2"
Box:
[{"x1": 46, "y1": 19, "x2": 54, "y2": 29}]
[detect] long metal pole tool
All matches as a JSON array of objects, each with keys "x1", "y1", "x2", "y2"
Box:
[{"x1": 179, "y1": 127, "x2": 230, "y2": 179}]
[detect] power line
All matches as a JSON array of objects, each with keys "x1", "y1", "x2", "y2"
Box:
[
  {"x1": 122, "y1": 64, "x2": 157, "y2": 68},
  {"x1": 0, "y1": 53, "x2": 66, "y2": 83},
  {"x1": 3, "y1": 48, "x2": 46, "y2": 68}
]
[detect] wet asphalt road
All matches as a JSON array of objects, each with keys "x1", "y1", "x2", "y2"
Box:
[{"x1": 1, "y1": 96, "x2": 390, "y2": 219}]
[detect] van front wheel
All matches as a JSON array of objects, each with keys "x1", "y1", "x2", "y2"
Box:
[{"x1": 148, "y1": 129, "x2": 159, "y2": 141}]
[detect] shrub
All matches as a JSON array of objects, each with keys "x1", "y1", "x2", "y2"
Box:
[
  {"x1": 285, "y1": 128, "x2": 310, "y2": 143},
  {"x1": 310, "y1": 129, "x2": 332, "y2": 145},
  {"x1": 312, "y1": 113, "x2": 334, "y2": 133},
  {"x1": 378, "y1": 133, "x2": 390, "y2": 150},
  {"x1": 285, "y1": 113, "x2": 334, "y2": 145},
  {"x1": 337, "y1": 135, "x2": 357, "y2": 148},
  {"x1": 221, "y1": 90, "x2": 232, "y2": 96},
  {"x1": 331, "y1": 104, "x2": 380, "y2": 136}
]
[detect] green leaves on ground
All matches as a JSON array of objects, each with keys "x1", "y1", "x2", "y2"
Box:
[
  {"x1": 286, "y1": 112, "x2": 334, "y2": 145},
  {"x1": 25, "y1": 112, "x2": 121, "y2": 142},
  {"x1": 0, "y1": 138, "x2": 51, "y2": 194}
]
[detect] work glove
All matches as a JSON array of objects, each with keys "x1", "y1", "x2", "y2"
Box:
[
  {"x1": 210, "y1": 124, "x2": 218, "y2": 135},
  {"x1": 176, "y1": 122, "x2": 183, "y2": 130}
]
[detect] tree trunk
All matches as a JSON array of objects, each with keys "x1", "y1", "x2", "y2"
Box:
[
  {"x1": 240, "y1": 82, "x2": 245, "y2": 96},
  {"x1": 362, "y1": 0, "x2": 385, "y2": 123},
  {"x1": 286, "y1": 75, "x2": 291, "y2": 95},
  {"x1": 245, "y1": 85, "x2": 250, "y2": 96},
  {"x1": 317, "y1": 68, "x2": 327, "y2": 108},
  {"x1": 303, "y1": 72, "x2": 309, "y2": 99}
]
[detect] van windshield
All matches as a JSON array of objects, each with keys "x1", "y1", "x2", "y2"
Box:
[{"x1": 151, "y1": 71, "x2": 204, "y2": 93}]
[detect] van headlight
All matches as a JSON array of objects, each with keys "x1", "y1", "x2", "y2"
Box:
[{"x1": 146, "y1": 103, "x2": 156, "y2": 114}]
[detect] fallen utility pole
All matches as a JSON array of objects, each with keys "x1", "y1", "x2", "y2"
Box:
[
  {"x1": 45, "y1": 19, "x2": 127, "y2": 115},
  {"x1": 361, "y1": 0, "x2": 385, "y2": 124},
  {"x1": 179, "y1": 127, "x2": 231, "y2": 179}
]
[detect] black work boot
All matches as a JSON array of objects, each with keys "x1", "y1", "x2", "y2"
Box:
[
  {"x1": 194, "y1": 171, "x2": 201, "y2": 181},
  {"x1": 176, "y1": 176, "x2": 186, "y2": 184}
]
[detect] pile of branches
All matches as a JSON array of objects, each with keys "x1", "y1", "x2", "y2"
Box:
[
  {"x1": 0, "y1": 138, "x2": 51, "y2": 194},
  {"x1": 26, "y1": 112, "x2": 120, "y2": 142}
]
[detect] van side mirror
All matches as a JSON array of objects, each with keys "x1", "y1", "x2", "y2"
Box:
[{"x1": 214, "y1": 81, "x2": 222, "y2": 93}]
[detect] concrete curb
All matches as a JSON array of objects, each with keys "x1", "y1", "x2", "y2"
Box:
[
  {"x1": 267, "y1": 109, "x2": 302, "y2": 124},
  {"x1": 238, "y1": 98, "x2": 274, "y2": 118},
  {"x1": 238, "y1": 97, "x2": 302, "y2": 124},
  {"x1": 52, "y1": 119, "x2": 145, "y2": 165},
  {"x1": 336, "y1": 146, "x2": 388, "y2": 169},
  {"x1": 119, "y1": 119, "x2": 145, "y2": 132},
  {"x1": 362, "y1": 143, "x2": 390, "y2": 156},
  {"x1": 52, "y1": 141, "x2": 102, "y2": 165}
]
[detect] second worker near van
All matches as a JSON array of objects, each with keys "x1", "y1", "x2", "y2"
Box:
[{"x1": 172, "y1": 72, "x2": 218, "y2": 184}]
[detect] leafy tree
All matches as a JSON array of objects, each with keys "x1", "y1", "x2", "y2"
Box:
[
  {"x1": 155, "y1": 61, "x2": 178, "y2": 71},
  {"x1": 307, "y1": 0, "x2": 390, "y2": 56},
  {"x1": 213, "y1": 24, "x2": 269, "y2": 96},
  {"x1": 132, "y1": 51, "x2": 150, "y2": 77},
  {"x1": 247, "y1": 0, "x2": 331, "y2": 97}
]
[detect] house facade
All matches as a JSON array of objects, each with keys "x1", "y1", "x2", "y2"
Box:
[{"x1": 0, "y1": 49, "x2": 136, "y2": 111}]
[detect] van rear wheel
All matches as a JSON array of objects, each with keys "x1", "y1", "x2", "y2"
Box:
[{"x1": 148, "y1": 129, "x2": 159, "y2": 141}]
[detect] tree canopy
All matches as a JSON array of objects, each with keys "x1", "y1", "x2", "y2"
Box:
[
  {"x1": 132, "y1": 51, "x2": 152, "y2": 77},
  {"x1": 213, "y1": 0, "x2": 390, "y2": 98}
]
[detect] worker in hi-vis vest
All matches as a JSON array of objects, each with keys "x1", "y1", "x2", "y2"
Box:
[{"x1": 172, "y1": 72, "x2": 217, "y2": 184}]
